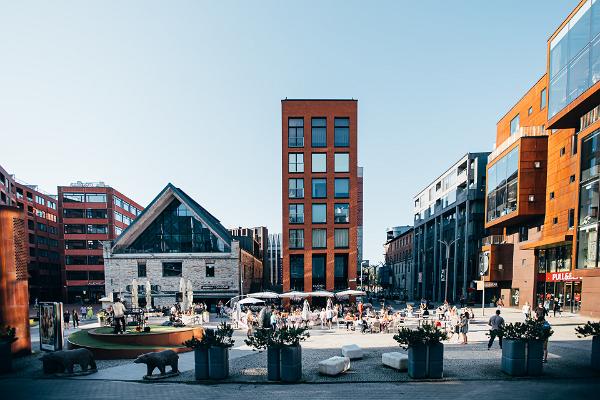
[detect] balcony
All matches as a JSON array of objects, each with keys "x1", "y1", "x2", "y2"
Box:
[
  {"x1": 488, "y1": 126, "x2": 547, "y2": 163},
  {"x1": 482, "y1": 235, "x2": 505, "y2": 246}
]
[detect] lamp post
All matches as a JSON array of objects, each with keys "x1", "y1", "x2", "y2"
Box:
[{"x1": 438, "y1": 239, "x2": 458, "y2": 303}]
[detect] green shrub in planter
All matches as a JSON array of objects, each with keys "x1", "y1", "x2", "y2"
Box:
[
  {"x1": 393, "y1": 323, "x2": 448, "y2": 379},
  {"x1": 524, "y1": 319, "x2": 553, "y2": 376},
  {"x1": 576, "y1": 321, "x2": 600, "y2": 371},
  {"x1": 245, "y1": 327, "x2": 282, "y2": 381},
  {"x1": 277, "y1": 326, "x2": 309, "y2": 383},
  {"x1": 497, "y1": 320, "x2": 552, "y2": 376},
  {"x1": 183, "y1": 329, "x2": 214, "y2": 380},
  {"x1": 0, "y1": 326, "x2": 17, "y2": 374}
]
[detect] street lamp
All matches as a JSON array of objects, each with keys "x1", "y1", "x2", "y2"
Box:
[{"x1": 438, "y1": 238, "x2": 458, "y2": 303}]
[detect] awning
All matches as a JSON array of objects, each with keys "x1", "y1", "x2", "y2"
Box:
[{"x1": 520, "y1": 234, "x2": 573, "y2": 250}]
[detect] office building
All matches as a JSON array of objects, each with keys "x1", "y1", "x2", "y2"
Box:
[
  {"x1": 384, "y1": 227, "x2": 414, "y2": 300},
  {"x1": 413, "y1": 153, "x2": 489, "y2": 302},
  {"x1": 267, "y1": 233, "x2": 283, "y2": 290},
  {"x1": 230, "y1": 226, "x2": 269, "y2": 291},
  {"x1": 281, "y1": 99, "x2": 360, "y2": 293}
]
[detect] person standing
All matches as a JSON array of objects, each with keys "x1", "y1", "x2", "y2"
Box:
[
  {"x1": 460, "y1": 312, "x2": 469, "y2": 344},
  {"x1": 535, "y1": 303, "x2": 548, "y2": 321},
  {"x1": 72, "y1": 309, "x2": 79, "y2": 328},
  {"x1": 357, "y1": 301, "x2": 363, "y2": 318},
  {"x1": 63, "y1": 310, "x2": 71, "y2": 330},
  {"x1": 80, "y1": 305, "x2": 87, "y2": 321},
  {"x1": 326, "y1": 307, "x2": 334, "y2": 330},
  {"x1": 522, "y1": 302, "x2": 531, "y2": 320},
  {"x1": 87, "y1": 306, "x2": 93, "y2": 320},
  {"x1": 112, "y1": 297, "x2": 126, "y2": 334},
  {"x1": 487, "y1": 309, "x2": 505, "y2": 350}
]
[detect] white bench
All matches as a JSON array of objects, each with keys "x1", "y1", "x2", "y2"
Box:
[
  {"x1": 382, "y1": 352, "x2": 408, "y2": 371},
  {"x1": 318, "y1": 356, "x2": 350, "y2": 376},
  {"x1": 341, "y1": 344, "x2": 363, "y2": 360}
]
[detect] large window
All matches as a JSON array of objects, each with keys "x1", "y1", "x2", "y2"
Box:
[
  {"x1": 312, "y1": 204, "x2": 327, "y2": 223},
  {"x1": 549, "y1": 0, "x2": 600, "y2": 117},
  {"x1": 334, "y1": 203, "x2": 349, "y2": 223},
  {"x1": 288, "y1": 153, "x2": 304, "y2": 173},
  {"x1": 486, "y1": 146, "x2": 519, "y2": 222},
  {"x1": 138, "y1": 262, "x2": 147, "y2": 277},
  {"x1": 311, "y1": 118, "x2": 326, "y2": 147},
  {"x1": 312, "y1": 178, "x2": 327, "y2": 198},
  {"x1": 86, "y1": 193, "x2": 107, "y2": 203},
  {"x1": 289, "y1": 229, "x2": 304, "y2": 249},
  {"x1": 312, "y1": 229, "x2": 327, "y2": 249},
  {"x1": 162, "y1": 262, "x2": 182, "y2": 277},
  {"x1": 290, "y1": 255, "x2": 304, "y2": 291},
  {"x1": 334, "y1": 228, "x2": 349, "y2": 248},
  {"x1": 312, "y1": 254, "x2": 326, "y2": 290},
  {"x1": 64, "y1": 224, "x2": 85, "y2": 234},
  {"x1": 288, "y1": 118, "x2": 304, "y2": 147},
  {"x1": 87, "y1": 225, "x2": 108, "y2": 234},
  {"x1": 289, "y1": 204, "x2": 304, "y2": 224},
  {"x1": 87, "y1": 209, "x2": 107, "y2": 219},
  {"x1": 578, "y1": 130, "x2": 600, "y2": 269},
  {"x1": 540, "y1": 88, "x2": 547, "y2": 110},
  {"x1": 334, "y1": 153, "x2": 349, "y2": 172},
  {"x1": 334, "y1": 178, "x2": 350, "y2": 198},
  {"x1": 334, "y1": 118, "x2": 349, "y2": 147},
  {"x1": 63, "y1": 193, "x2": 85, "y2": 203},
  {"x1": 312, "y1": 153, "x2": 326, "y2": 173},
  {"x1": 537, "y1": 246, "x2": 572, "y2": 273},
  {"x1": 289, "y1": 178, "x2": 304, "y2": 198},
  {"x1": 334, "y1": 254, "x2": 348, "y2": 290},
  {"x1": 510, "y1": 115, "x2": 520, "y2": 136}
]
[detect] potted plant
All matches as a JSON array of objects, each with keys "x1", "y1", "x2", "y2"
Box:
[
  {"x1": 0, "y1": 326, "x2": 17, "y2": 374},
  {"x1": 497, "y1": 321, "x2": 527, "y2": 376},
  {"x1": 524, "y1": 319, "x2": 553, "y2": 376},
  {"x1": 245, "y1": 327, "x2": 282, "y2": 381},
  {"x1": 208, "y1": 322, "x2": 234, "y2": 380},
  {"x1": 575, "y1": 321, "x2": 600, "y2": 371},
  {"x1": 278, "y1": 326, "x2": 309, "y2": 382},
  {"x1": 183, "y1": 329, "x2": 213, "y2": 380},
  {"x1": 393, "y1": 323, "x2": 447, "y2": 379}
]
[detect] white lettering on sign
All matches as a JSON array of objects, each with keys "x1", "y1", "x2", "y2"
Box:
[{"x1": 547, "y1": 272, "x2": 580, "y2": 282}]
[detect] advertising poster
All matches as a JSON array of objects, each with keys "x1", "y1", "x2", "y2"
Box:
[{"x1": 39, "y1": 302, "x2": 63, "y2": 351}]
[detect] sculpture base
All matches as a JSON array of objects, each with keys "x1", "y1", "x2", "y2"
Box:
[
  {"x1": 143, "y1": 371, "x2": 180, "y2": 380},
  {"x1": 54, "y1": 369, "x2": 98, "y2": 377}
]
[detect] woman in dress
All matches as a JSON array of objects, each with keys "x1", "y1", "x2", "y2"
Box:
[{"x1": 459, "y1": 312, "x2": 469, "y2": 344}]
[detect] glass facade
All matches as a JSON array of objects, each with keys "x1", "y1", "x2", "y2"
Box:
[
  {"x1": 537, "y1": 245, "x2": 572, "y2": 273},
  {"x1": 549, "y1": 0, "x2": 600, "y2": 117},
  {"x1": 311, "y1": 118, "x2": 326, "y2": 147},
  {"x1": 578, "y1": 129, "x2": 600, "y2": 269},
  {"x1": 486, "y1": 146, "x2": 519, "y2": 222},
  {"x1": 122, "y1": 198, "x2": 228, "y2": 253}
]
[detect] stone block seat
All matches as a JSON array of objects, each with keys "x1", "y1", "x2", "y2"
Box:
[
  {"x1": 318, "y1": 356, "x2": 350, "y2": 376},
  {"x1": 382, "y1": 352, "x2": 408, "y2": 371},
  {"x1": 341, "y1": 344, "x2": 364, "y2": 360}
]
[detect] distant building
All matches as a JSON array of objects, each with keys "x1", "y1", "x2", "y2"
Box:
[
  {"x1": 103, "y1": 184, "x2": 263, "y2": 307},
  {"x1": 386, "y1": 226, "x2": 412, "y2": 241},
  {"x1": 229, "y1": 226, "x2": 268, "y2": 291},
  {"x1": 384, "y1": 227, "x2": 414, "y2": 300},
  {"x1": 267, "y1": 233, "x2": 282, "y2": 290}
]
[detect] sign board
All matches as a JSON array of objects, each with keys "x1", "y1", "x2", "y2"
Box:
[
  {"x1": 541, "y1": 272, "x2": 581, "y2": 282},
  {"x1": 200, "y1": 285, "x2": 230, "y2": 290},
  {"x1": 476, "y1": 281, "x2": 498, "y2": 290},
  {"x1": 39, "y1": 302, "x2": 64, "y2": 351}
]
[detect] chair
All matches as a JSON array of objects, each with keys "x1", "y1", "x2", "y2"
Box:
[{"x1": 371, "y1": 321, "x2": 381, "y2": 333}]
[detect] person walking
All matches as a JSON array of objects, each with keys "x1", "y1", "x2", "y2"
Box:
[
  {"x1": 522, "y1": 301, "x2": 531, "y2": 320},
  {"x1": 80, "y1": 305, "x2": 87, "y2": 321},
  {"x1": 72, "y1": 309, "x2": 79, "y2": 328},
  {"x1": 325, "y1": 307, "x2": 334, "y2": 330},
  {"x1": 87, "y1": 306, "x2": 93, "y2": 320},
  {"x1": 112, "y1": 297, "x2": 126, "y2": 334},
  {"x1": 487, "y1": 309, "x2": 505, "y2": 350},
  {"x1": 542, "y1": 320, "x2": 552, "y2": 363},
  {"x1": 63, "y1": 310, "x2": 71, "y2": 330},
  {"x1": 535, "y1": 303, "x2": 548, "y2": 321},
  {"x1": 553, "y1": 299, "x2": 562, "y2": 317}
]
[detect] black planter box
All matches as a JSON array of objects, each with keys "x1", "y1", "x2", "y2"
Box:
[
  {"x1": 526, "y1": 340, "x2": 544, "y2": 376},
  {"x1": 280, "y1": 345, "x2": 302, "y2": 382},
  {"x1": 194, "y1": 348, "x2": 209, "y2": 380},
  {"x1": 0, "y1": 341, "x2": 13, "y2": 374},
  {"x1": 267, "y1": 346, "x2": 281, "y2": 381},
  {"x1": 208, "y1": 346, "x2": 229, "y2": 380},
  {"x1": 408, "y1": 343, "x2": 444, "y2": 379},
  {"x1": 592, "y1": 336, "x2": 600, "y2": 371},
  {"x1": 428, "y1": 342, "x2": 444, "y2": 379},
  {"x1": 501, "y1": 339, "x2": 526, "y2": 377}
]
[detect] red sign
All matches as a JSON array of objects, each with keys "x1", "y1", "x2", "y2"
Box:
[{"x1": 540, "y1": 272, "x2": 581, "y2": 282}]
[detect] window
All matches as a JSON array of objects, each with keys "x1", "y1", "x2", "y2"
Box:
[
  {"x1": 64, "y1": 224, "x2": 85, "y2": 234},
  {"x1": 312, "y1": 153, "x2": 326, "y2": 173},
  {"x1": 486, "y1": 146, "x2": 519, "y2": 222},
  {"x1": 289, "y1": 204, "x2": 304, "y2": 224},
  {"x1": 579, "y1": 180, "x2": 598, "y2": 226},
  {"x1": 65, "y1": 240, "x2": 86, "y2": 250},
  {"x1": 63, "y1": 193, "x2": 84, "y2": 203},
  {"x1": 311, "y1": 118, "x2": 326, "y2": 147},
  {"x1": 162, "y1": 262, "x2": 182, "y2": 277},
  {"x1": 553, "y1": 217, "x2": 559, "y2": 224},
  {"x1": 334, "y1": 228, "x2": 349, "y2": 248},
  {"x1": 560, "y1": 147, "x2": 566, "y2": 156},
  {"x1": 312, "y1": 178, "x2": 327, "y2": 198},
  {"x1": 570, "y1": 175, "x2": 576, "y2": 183},
  {"x1": 510, "y1": 114, "x2": 520, "y2": 136},
  {"x1": 290, "y1": 255, "x2": 304, "y2": 291},
  {"x1": 87, "y1": 225, "x2": 108, "y2": 234},
  {"x1": 289, "y1": 229, "x2": 304, "y2": 249},
  {"x1": 65, "y1": 255, "x2": 87, "y2": 265},
  {"x1": 288, "y1": 118, "x2": 304, "y2": 147},
  {"x1": 540, "y1": 88, "x2": 547, "y2": 109},
  {"x1": 334, "y1": 178, "x2": 350, "y2": 198},
  {"x1": 569, "y1": 208, "x2": 575, "y2": 229},
  {"x1": 518, "y1": 226, "x2": 529, "y2": 242},
  {"x1": 288, "y1": 153, "x2": 304, "y2": 173},
  {"x1": 312, "y1": 204, "x2": 327, "y2": 223},
  {"x1": 87, "y1": 209, "x2": 107, "y2": 219},
  {"x1": 138, "y1": 262, "x2": 147, "y2": 277},
  {"x1": 312, "y1": 229, "x2": 327, "y2": 249},
  {"x1": 550, "y1": 192, "x2": 555, "y2": 199},
  {"x1": 86, "y1": 193, "x2": 107, "y2": 203},
  {"x1": 334, "y1": 153, "x2": 349, "y2": 172},
  {"x1": 35, "y1": 195, "x2": 45, "y2": 205},
  {"x1": 334, "y1": 254, "x2": 348, "y2": 290},
  {"x1": 572, "y1": 134, "x2": 578, "y2": 155},
  {"x1": 206, "y1": 264, "x2": 215, "y2": 277},
  {"x1": 312, "y1": 254, "x2": 326, "y2": 290},
  {"x1": 47, "y1": 200, "x2": 56, "y2": 210},
  {"x1": 528, "y1": 106, "x2": 533, "y2": 116},
  {"x1": 334, "y1": 203, "x2": 349, "y2": 223},
  {"x1": 288, "y1": 179, "x2": 304, "y2": 198},
  {"x1": 37, "y1": 222, "x2": 47, "y2": 232},
  {"x1": 334, "y1": 117, "x2": 349, "y2": 147},
  {"x1": 115, "y1": 226, "x2": 123, "y2": 235},
  {"x1": 64, "y1": 208, "x2": 84, "y2": 218}
]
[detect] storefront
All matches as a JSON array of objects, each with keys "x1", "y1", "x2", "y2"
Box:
[{"x1": 536, "y1": 271, "x2": 582, "y2": 313}]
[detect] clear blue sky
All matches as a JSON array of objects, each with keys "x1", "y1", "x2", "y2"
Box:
[{"x1": 0, "y1": 1, "x2": 577, "y2": 265}]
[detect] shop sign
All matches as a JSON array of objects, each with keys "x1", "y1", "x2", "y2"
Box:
[
  {"x1": 200, "y1": 285, "x2": 230, "y2": 290},
  {"x1": 88, "y1": 281, "x2": 104, "y2": 286},
  {"x1": 478, "y1": 281, "x2": 497, "y2": 290},
  {"x1": 543, "y1": 272, "x2": 581, "y2": 282}
]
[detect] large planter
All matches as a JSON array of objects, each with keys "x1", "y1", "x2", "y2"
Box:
[
  {"x1": 501, "y1": 339, "x2": 526, "y2": 376},
  {"x1": 0, "y1": 340, "x2": 15, "y2": 374},
  {"x1": 591, "y1": 336, "x2": 600, "y2": 371},
  {"x1": 267, "y1": 346, "x2": 281, "y2": 381},
  {"x1": 208, "y1": 346, "x2": 229, "y2": 380},
  {"x1": 408, "y1": 343, "x2": 444, "y2": 379},
  {"x1": 526, "y1": 340, "x2": 544, "y2": 376},
  {"x1": 280, "y1": 345, "x2": 302, "y2": 382},
  {"x1": 194, "y1": 347, "x2": 209, "y2": 380}
]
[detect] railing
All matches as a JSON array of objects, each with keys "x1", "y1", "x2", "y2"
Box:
[
  {"x1": 488, "y1": 126, "x2": 547, "y2": 163},
  {"x1": 482, "y1": 235, "x2": 505, "y2": 246}
]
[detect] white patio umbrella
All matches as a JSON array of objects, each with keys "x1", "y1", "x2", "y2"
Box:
[
  {"x1": 237, "y1": 297, "x2": 265, "y2": 305},
  {"x1": 279, "y1": 291, "x2": 309, "y2": 299},
  {"x1": 335, "y1": 289, "x2": 366, "y2": 297},
  {"x1": 179, "y1": 277, "x2": 186, "y2": 298},
  {"x1": 145, "y1": 280, "x2": 152, "y2": 309},
  {"x1": 186, "y1": 279, "x2": 194, "y2": 311},
  {"x1": 247, "y1": 291, "x2": 280, "y2": 299},
  {"x1": 309, "y1": 290, "x2": 334, "y2": 297},
  {"x1": 131, "y1": 278, "x2": 139, "y2": 308}
]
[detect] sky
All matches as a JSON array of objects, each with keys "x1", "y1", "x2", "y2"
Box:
[{"x1": 0, "y1": 1, "x2": 578, "y2": 265}]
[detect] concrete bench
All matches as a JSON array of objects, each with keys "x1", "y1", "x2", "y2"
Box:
[
  {"x1": 382, "y1": 352, "x2": 408, "y2": 371},
  {"x1": 318, "y1": 356, "x2": 350, "y2": 376},
  {"x1": 341, "y1": 344, "x2": 363, "y2": 360}
]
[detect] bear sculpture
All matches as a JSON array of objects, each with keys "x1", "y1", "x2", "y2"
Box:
[
  {"x1": 40, "y1": 348, "x2": 97, "y2": 375},
  {"x1": 134, "y1": 350, "x2": 179, "y2": 378}
]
